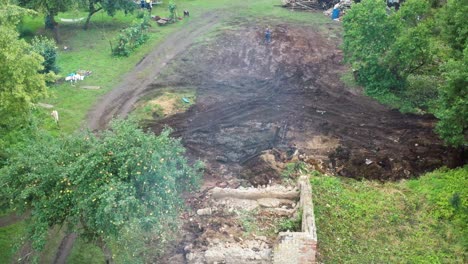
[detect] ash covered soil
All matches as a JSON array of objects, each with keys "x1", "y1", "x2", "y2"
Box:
[{"x1": 146, "y1": 23, "x2": 461, "y2": 183}]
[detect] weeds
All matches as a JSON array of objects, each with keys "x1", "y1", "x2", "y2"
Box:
[
  {"x1": 278, "y1": 210, "x2": 302, "y2": 232},
  {"x1": 281, "y1": 161, "x2": 308, "y2": 181},
  {"x1": 311, "y1": 167, "x2": 468, "y2": 263}
]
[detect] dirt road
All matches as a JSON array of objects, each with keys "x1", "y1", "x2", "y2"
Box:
[{"x1": 87, "y1": 12, "x2": 225, "y2": 130}]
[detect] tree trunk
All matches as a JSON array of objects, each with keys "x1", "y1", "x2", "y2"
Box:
[
  {"x1": 98, "y1": 237, "x2": 114, "y2": 264},
  {"x1": 84, "y1": 2, "x2": 102, "y2": 30},
  {"x1": 46, "y1": 14, "x2": 61, "y2": 43}
]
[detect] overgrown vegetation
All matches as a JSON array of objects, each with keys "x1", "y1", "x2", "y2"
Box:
[
  {"x1": 277, "y1": 209, "x2": 302, "y2": 232},
  {"x1": 0, "y1": 3, "x2": 52, "y2": 162},
  {"x1": 312, "y1": 167, "x2": 467, "y2": 263},
  {"x1": 343, "y1": 0, "x2": 467, "y2": 146},
  {"x1": 0, "y1": 119, "x2": 203, "y2": 262},
  {"x1": 111, "y1": 15, "x2": 151, "y2": 57},
  {"x1": 30, "y1": 35, "x2": 59, "y2": 73}
]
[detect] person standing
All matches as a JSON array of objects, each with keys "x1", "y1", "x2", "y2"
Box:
[
  {"x1": 331, "y1": 4, "x2": 340, "y2": 20},
  {"x1": 265, "y1": 28, "x2": 271, "y2": 44},
  {"x1": 146, "y1": 0, "x2": 152, "y2": 14}
]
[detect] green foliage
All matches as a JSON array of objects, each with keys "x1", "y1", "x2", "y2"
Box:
[
  {"x1": 343, "y1": 0, "x2": 402, "y2": 94},
  {"x1": 0, "y1": 6, "x2": 50, "y2": 156},
  {"x1": 30, "y1": 36, "x2": 59, "y2": 74},
  {"x1": 111, "y1": 16, "x2": 150, "y2": 57},
  {"x1": 438, "y1": 0, "x2": 468, "y2": 55},
  {"x1": 435, "y1": 46, "x2": 468, "y2": 146},
  {"x1": 278, "y1": 210, "x2": 302, "y2": 232},
  {"x1": 344, "y1": 0, "x2": 468, "y2": 146},
  {"x1": 311, "y1": 167, "x2": 468, "y2": 263},
  {"x1": 81, "y1": 0, "x2": 136, "y2": 29},
  {"x1": 91, "y1": 0, "x2": 135, "y2": 17},
  {"x1": 0, "y1": 1, "x2": 36, "y2": 27},
  {"x1": 281, "y1": 161, "x2": 307, "y2": 180},
  {"x1": 168, "y1": 1, "x2": 177, "y2": 21},
  {"x1": 17, "y1": 0, "x2": 73, "y2": 17},
  {"x1": 0, "y1": 119, "x2": 203, "y2": 261},
  {"x1": 18, "y1": 0, "x2": 75, "y2": 27}
]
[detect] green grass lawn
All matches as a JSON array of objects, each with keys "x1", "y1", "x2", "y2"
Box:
[
  {"x1": 0, "y1": 220, "x2": 27, "y2": 263},
  {"x1": 39, "y1": 10, "x2": 187, "y2": 133},
  {"x1": 311, "y1": 167, "x2": 468, "y2": 263}
]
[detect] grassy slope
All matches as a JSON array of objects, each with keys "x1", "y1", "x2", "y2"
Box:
[
  {"x1": 0, "y1": 221, "x2": 27, "y2": 262},
  {"x1": 312, "y1": 167, "x2": 467, "y2": 263}
]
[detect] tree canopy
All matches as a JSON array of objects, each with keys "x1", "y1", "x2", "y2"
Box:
[
  {"x1": 0, "y1": 2, "x2": 50, "y2": 159},
  {"x1": 81, "y1": 0, "x2": 136, "y2": 30},
  {"x1": 18, "y1": 0, "x2": 75, "y2": 41},
  {"x1": 343, "y1": 0, "x2": 467, "y2": 146},
  {"x1": 0, "y1": 119, "x2": 203, "y2": 263}
]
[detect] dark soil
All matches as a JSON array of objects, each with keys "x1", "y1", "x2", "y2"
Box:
[{"x1": 146, "y1": 24, "x2": 462, "y2": 182}]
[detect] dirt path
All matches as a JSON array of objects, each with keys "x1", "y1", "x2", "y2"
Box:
[
  {"x1": 52, "y1": 233, "x2": 77, "y2": 264},
  {"x1": 87, "y1": 11, "x2": 225, "y2": 130},
  {"x1": 0, "y1": 212, "x2": 28, "y2": 228}
]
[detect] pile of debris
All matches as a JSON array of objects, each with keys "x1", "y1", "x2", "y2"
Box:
[
  {"x1": 281, "y1": 0, "x2": 339, "y2": 10},
  {"x1": 182, "y1": 184, "x2": 300, "y2": 264},
  {"x1": 178, "y1": 174, "x2": 319, "y2": 264}
]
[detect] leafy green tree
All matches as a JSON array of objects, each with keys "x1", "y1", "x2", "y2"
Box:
[
  {"x1": 433, "y1": 0, "x2": 468, "y2": 146},
  {"x1": 435, "y1": 46, "x2": 468, "y2": 146},
  {"x1": 343, "y1": 0, "x2": 467, "y2": 145},
  {"x1": 0, "y1": 2, "x2": 50, "y2": 160},
  {"x1": 343, "y1": 0, "x2": 402, "y2": 94},
  {"x1": 81, "y1": 0, "x2": 136, "y2": 30},
  {"x1": 1, "y1": 120, "x2": 203, "y2": 263},
  {"x1": 437, "y1": 0, "x2": 468, "y2": 56}
]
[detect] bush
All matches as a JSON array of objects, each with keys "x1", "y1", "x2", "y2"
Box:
[
  {"x1": 30, "y1": 36, "x2": 59, "y2": 73},
  {"x1": 111, "y1": 16, "x2": 151, "y2": 57},
  {"x1": 1, "y1": 119, "x2": 203, "y2": 261},
  {"x1": 404, "y1": 74, "x2": 439, "y2": 110}
]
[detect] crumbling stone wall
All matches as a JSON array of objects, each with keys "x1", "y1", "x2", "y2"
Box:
[{"x1": 273, "y1": 175, "x2": 317, "y2": 264}]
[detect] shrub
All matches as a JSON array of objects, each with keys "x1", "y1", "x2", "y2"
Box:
[
  {"x1": 1, "y1": 119, "x2": 203, "y2": 262},
  {"x1": 30, "y1": 36, "x2": 59, "y2": 73},
  {"x1": 111, "y1": 16, "x2": 151, "y2": 57}
]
